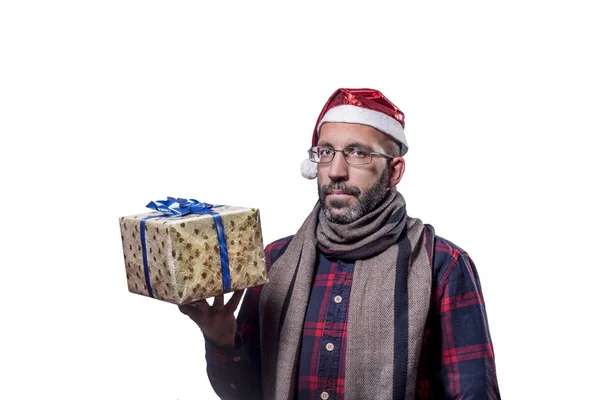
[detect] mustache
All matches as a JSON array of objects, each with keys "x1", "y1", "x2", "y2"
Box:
[{"x1": 320, "y1": 182, "x2": 361, "y2": 197}]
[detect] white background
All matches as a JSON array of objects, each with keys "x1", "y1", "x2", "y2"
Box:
[{"x1": 1, "y1": 1, "x2": 598, "y2": 399}]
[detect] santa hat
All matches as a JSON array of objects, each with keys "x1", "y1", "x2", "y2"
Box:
[{"x1": 301, "y1": 88, "x2": 408, "y2": 179}]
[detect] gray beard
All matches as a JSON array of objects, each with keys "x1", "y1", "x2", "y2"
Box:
[{"x1": 318, "y1": 166, "x2": 390, "y2": 224}]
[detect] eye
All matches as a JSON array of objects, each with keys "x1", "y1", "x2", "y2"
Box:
[
  {"x1": 346, "y1": 147, "x2": 369, "y2": 158},
  {"x1": 317, "y1": 147, "x2": 334, "y2": 157}
]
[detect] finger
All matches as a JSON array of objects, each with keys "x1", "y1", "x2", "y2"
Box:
[
  {"x1": 225, "y1": 290, "x2": 245, "y2": 313},
  {"x1": 213, "y1": 294, "x2": 224, "y2": 309},
  {"x1": 182, "y1": 299, "x2": 210, "y2": 314},
  {"x1": 178, "y1": 304, "x2": 193, "y2": 316},
  {"x1": 194, "y1": 299, "x2": 210, "y2": 313},
  {"x1": 179, "y1": 304, "x2": 202, "y2": 322}
]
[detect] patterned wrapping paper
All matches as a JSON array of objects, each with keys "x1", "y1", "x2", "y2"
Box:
[{"x1": 119, "y1": 205, "x2": 267, "y2": 305}]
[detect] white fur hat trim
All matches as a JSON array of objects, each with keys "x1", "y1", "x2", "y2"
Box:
[{"x1": 317, "y1": 104, "x2": 408, "y2": 156}]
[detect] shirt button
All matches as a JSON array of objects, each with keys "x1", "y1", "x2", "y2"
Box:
[
  {"x1": 321, "y1": 391, "x2": 329, "y2": 399},
  {"x1": 233, "y1": 356, "x2": 241, "y2": 362},
  {"x1": 334, "y1": 295, "x2": 342, "y2": 303},
  {"x1": 230, "y1": 383, "x2": 236, "y2": 389},
  {"x1": 325, "y1": 342, "x2": 334, "y2": 351}
]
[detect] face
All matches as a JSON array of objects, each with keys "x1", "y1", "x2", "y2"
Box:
[{"x1": 317, "y1": 122, "x2": 405, "y2": 224}]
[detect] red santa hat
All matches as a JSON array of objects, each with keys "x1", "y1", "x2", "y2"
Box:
[{"x1": 301, "y1": 88, "x2": 408, "y2": 179}]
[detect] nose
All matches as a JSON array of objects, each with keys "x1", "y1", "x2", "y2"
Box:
[{"x1": 326, "y1": 151, "x2": 349, "y2": 181}]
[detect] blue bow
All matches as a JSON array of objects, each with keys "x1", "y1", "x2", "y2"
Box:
[
  {"x1": 140, "y1": 197, "x2": 231, "y2": 300},
  {"x1": 145, "y1": 197, "x2": 215, "y2": 216}
]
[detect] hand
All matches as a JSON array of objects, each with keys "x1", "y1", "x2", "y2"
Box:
[{"x1": 178, "y1": 290, "x2": 245, "y2": 348}]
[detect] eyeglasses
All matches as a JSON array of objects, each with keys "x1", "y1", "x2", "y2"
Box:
[{"x1": 308, "y1": 145, "x2": 394, "y2": 165}]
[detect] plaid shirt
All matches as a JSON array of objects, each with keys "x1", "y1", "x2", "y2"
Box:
[{"x1": 205, "y1": 235, "x2": 500, "y2": 399}]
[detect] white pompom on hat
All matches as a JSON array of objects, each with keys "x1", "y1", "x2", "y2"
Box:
[
  {"x1": 300, "y1": 88, "x2": 408, "y2": 179},
  {"x1": 301, "y1": 158, "x2": 318, "y2": 180}
]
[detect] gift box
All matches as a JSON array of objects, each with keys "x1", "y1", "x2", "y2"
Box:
[{"x1": 119, "y1": 198, "x2": 268, "y2": 305}]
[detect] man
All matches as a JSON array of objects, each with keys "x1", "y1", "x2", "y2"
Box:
[{"x1": 180, "y1": 88, "x2": 500, "y2": 399}]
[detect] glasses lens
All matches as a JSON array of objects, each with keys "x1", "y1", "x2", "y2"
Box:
[
  {"x1": 344, "y1": 147, "x2": 371, "y2": 165},
  {"x1": 310, "y1": 146, "x2": 334, "y2": 163}
]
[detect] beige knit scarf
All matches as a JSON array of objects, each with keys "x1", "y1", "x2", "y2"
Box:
[{"x1": 259, "y1": 189, "x2": 433, "y2": 399}]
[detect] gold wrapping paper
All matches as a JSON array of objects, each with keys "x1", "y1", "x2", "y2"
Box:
[{"x1": 119, "y1": 205, "x2": 267, "y2": 304}]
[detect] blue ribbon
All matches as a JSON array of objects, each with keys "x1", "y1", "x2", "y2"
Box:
[
  {"x1": 140, "y1": 197, "x2": 231, "y2": 298},
  {"x1": 145, "y1": 197, "x2": 216, "y2": 216}
]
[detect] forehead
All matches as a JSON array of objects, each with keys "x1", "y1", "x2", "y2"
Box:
[{"x1": 318, "y1": 122, "x2": 389, "y2": 150}]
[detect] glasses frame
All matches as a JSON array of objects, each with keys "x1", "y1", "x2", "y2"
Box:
[{"x1": 308, "y1": 145, "x2": 395, "y2": 165}]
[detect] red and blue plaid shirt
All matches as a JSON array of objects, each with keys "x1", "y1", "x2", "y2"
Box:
[{"x1": 205, "y1": 234, "x2": 500, "y2": 399}]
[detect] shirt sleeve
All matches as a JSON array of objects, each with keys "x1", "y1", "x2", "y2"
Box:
[
  {"x1": 204, "y1": 236, "x2": 293, "y2": 399},
  {"x1": 435, "y1": 251, "x2": 501, "y2": 400},
  {"x1": 204, "y1": 285, "x2": 263, "y2": 399}
]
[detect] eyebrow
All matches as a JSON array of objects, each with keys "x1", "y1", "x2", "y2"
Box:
[
  {"x1": 316, "y1": 141, "x2": 375, "y2": 152},
  {"x1": 345, "y1": 142, "x2": 374, "y2": 151}
]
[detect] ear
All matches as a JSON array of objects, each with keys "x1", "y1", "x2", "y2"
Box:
[{"x1": 387, "y1": 157, "x2": 405, "y2": 188}]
